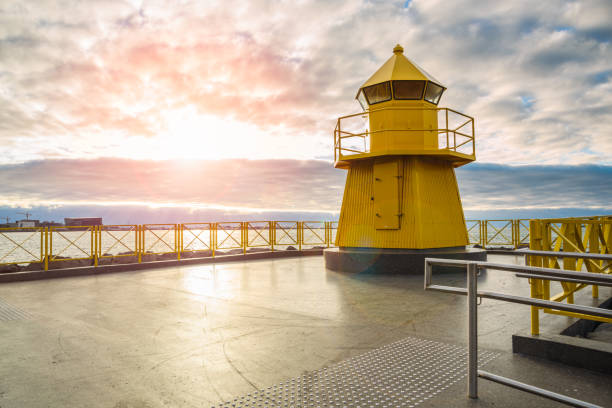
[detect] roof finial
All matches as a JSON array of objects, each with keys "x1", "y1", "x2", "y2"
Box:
[{"x1": 393, "y1": 44, "x2": 404, "y2": 54}]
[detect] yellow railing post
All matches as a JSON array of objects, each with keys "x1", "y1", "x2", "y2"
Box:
[
  {"x1": 211, "y1": 224, "x2": 216, "y2": 258},
  {"x1": 483, "y1": 221, "x2": 488, "y2": 248},
  {"x1": 176, "y1": 224, "x2": 181, "y2": 260},
  {"x1": 541, "y1": 221, "x2": 551, "y2": 302},
  {"x1": 563, "y1": 222, "x2": 577, "y2": 304},
  {"x1": 242, "y1": 222, "x2": 247, "y2": 254},
  {"x1": 137, "y1": 225, "x2": 142, "y2": 263},
  {"x1": 44, "y1": 227, "x2": 49, "y2": 271},
  {"x1": 529, "y1": 219, "x2": 542, "y2": 335},
  {"x1": 269, "y1": 221, "x2": 274, "y2": 252},
  {"x1": 40, "y1": 227, "x2": 44, "y2": 269},
  {"x1": 91, "y1": 226, "x2": 95, "y2": 266},
  {"x1": 590, "y1": 222, "x2": 600, "y2": 298},
  {"x1": 298, "y1": 221, "x2": 302, "y2": 251},
  {"x1": 273, "y1": 221, "x2": 277, "y2": 249},
  {"x1": 94, "y1": 225, "x2": 99, "y2": 267}
]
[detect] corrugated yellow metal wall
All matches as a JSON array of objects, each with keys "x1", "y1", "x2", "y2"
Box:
[{"x1": 335, "y1": 157, "x2": 468, "y2": 249}]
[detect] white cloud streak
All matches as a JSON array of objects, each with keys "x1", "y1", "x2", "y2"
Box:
[{"x1": 0, "y1": 0, "x2": 610, "y2": 165}]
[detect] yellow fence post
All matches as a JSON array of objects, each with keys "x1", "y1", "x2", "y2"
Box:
[
  {"x1": 529, "y1": 219, "x2": 542, "y2": 335},
  {"x1": 563, "y1": 222, "x2": 577, "y2": 304},
  {"x1": 483, "y1": 221, "x2": 488, "y2": 248},
  {"x1": 269, "y1": 221, "x2": 274, "y2": 252},
  {"x1": 273, "y1": 221, "x2": 277, "y2": 250},
  {"x1": 242, "y1": 222, "x2": 247, "y2": 254},
  {"x1": 298, "y1": 221, "x2": 302, "y2": 251},
  {"x1": 479, "y1": 220, "x2": 483, "y2": 247},
  {"x1": 39, "y1": 227, "x2": 44, "y2": 270},
  {"x1": 590, "y1": 222, "x2": 600, "y2": 298},
  {"x1": 94, "y1": 225, "x2": 99, "y2": 267},
  {"x1": 211, "y1": 224, "x2": 216, "y2": 258},
  {"x1": 90, "y1": 226, "x2": 95, "y2": 266},
  {"x1": 44, "y1": 227, "x2": 49, "y2": 271},
  {"x1": 176, "y1": 224, "x2": 181, "y2": 261},
  {"x1": 137, "y1": 225, "x2": 142, "y2": 263}
]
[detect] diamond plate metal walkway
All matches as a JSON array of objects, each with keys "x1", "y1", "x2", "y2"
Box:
[{"x1": 214, "y1": 336, "x2": 499, "y2": 408}]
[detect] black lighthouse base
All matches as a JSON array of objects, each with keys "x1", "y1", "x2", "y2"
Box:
[{"x1": 324, "y1": 246, "x2": 487, "y2": 274}]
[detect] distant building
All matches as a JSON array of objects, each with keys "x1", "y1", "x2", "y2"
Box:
[
  {"x1": 17, "y1": 219, "x2": 39, "y2": 228},
  {"x1": 40, "y1": 221, "x2": 64, "y2": 227},
  {"x1": 64, "y1": 217, "x2": 103, "y2": 227}
]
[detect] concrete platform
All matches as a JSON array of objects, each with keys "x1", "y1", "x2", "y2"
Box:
[
  {"x1": 0, "y1": 254, "x2": 610, "y2": 407},
  {"x1": 324, "y1": 246, "x2": 487, "y2": 274}
]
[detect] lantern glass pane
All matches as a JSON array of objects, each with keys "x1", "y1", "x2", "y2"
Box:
[
  {"x1": 392, "y1": 80, "x2": 425, "y2": 100},
  {"x1": 363, "y1": 82, "x2": 391, "y2": 105}
]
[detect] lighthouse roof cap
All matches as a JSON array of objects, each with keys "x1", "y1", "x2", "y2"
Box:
[{"x1": 360, "y1": 44, "x2": 445, "y2": 89}]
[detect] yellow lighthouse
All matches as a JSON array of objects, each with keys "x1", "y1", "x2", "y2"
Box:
[{"x1": 325, "y1": 45, "x2": 486, "y2": 273}]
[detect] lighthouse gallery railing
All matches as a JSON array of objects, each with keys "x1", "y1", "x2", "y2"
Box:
[{"x1": 334, "y1": 106, "x2": 475, "y2": 163}]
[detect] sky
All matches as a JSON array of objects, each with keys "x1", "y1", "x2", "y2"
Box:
[{"x1": 0, "y1": 0, "x2": 611, "y2": 223}]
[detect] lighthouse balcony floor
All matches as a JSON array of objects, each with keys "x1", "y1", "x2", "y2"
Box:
[{"x1": 0, "y1": 254, "x2": 610, "y2": 407}]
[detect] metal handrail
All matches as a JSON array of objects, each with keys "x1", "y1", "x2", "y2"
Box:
[
  {"x1": 424, "y1": 257, "x2": 611, "y2": 408},
  {"x1": 334, "y1": 106, "x2": 475, "y2": 160}
]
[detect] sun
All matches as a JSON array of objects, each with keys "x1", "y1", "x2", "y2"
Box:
[{"x1": 145, "y1": 106, "x2": 266, "y2": 160}]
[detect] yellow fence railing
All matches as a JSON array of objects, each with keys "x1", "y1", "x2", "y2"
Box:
[
  {"x1": 466, "y1": 219, "x2": 530, "y2": 248},
  {"x1": 0, "y1": 217, "x2": 608, "y2": 273},
  {"x1": 528, "y1": 216, "x2": 612, "y2": 334},
  {"x1": 0, "y1": 222, "x2": 339, "y2": 272},
  {"x1": 0, "y1": 226, "x2": 45, "y2": 267},
  {"x1": 181, "y1": 223, "x2": 214, "y2": 257},
  {"x1": 334, "y1": 107, "x2": 475, "y2": 163},
  {"x1": 49, "y1": 225, "x2": 97, "y2": 267}
]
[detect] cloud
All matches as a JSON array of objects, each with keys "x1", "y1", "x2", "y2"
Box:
[
  {"x1": 456, "y1": 163, "x2": 612, "y2": 211},
  {"x1": 0, "y1": 0, "x2": 610, "y2": 165},
  {"x1": 0, "y1": 158, "x2": 609, "y2": 223},
  {"x1": 0, "y1": 158, "x2": 346, "y2": 212}
]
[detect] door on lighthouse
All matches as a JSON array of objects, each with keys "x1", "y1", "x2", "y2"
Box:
[{"x1": 373, "y1": 159, "x2": 401, "y2": 230}]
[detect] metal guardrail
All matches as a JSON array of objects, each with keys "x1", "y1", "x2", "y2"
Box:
[
  {"x1": 466, "y1": 219, "x2": 530, "y2": 248},
  {"x1": 0, "y1": 217, "x2": 607, "y2": 272},
  {"x1": 334, "y1": 106, "x2": 475, "y2": 162},
  {"x1": 424, "y1": 257, "x2": 612, "y2": 408},
  {"x1": 0, "y1": 222, "x2": 338, "y2": 271},
  {"x1": 0, "y1": 226, "x2": 44, "y2": 266},
  {"x1": 528, "y1": 217, "x2": 612, "y2": 333}
]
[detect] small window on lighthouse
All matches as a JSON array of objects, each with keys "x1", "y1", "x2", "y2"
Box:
[
  {"x1": 392, "y1": 80, "x2": 425, "y2": 100},
  {"x1": 356, "y1": 89, "x2": 368, "y2": 111},
  {"x1": 363, "y1": 82, "x2": 391, "y2": 105},
  {"x1": 424, "y1": 82, "x2": 444, "y2": 105}
]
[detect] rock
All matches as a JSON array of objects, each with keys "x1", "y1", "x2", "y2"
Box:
[
  {"x1": 49, "y1": 258, "x2": 92, "y2": 270},
  {"x1": 247, "y1": 247, "x2": 269, "y2": 253},
  {"x1": 286, "y1": 246, "x2": 297, "y2": 251},
  {"x1": 181, "y1": 251, "x2": 212, "y2": 258},
  {"x1": 0, "y1": 264, "x2": 20, "y2": 273},
  {"x1": 23, "y1": 263, "x2": 43, "y2": 271},
  {"x1": 157, "y1": 253, "x2": 179, "y2": 261},
  {"x1": 141, "y1": 254, "x2": 157, "y2": 262}
]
